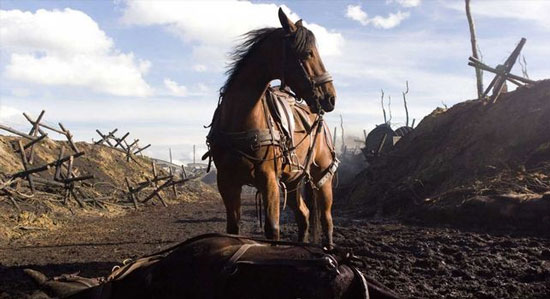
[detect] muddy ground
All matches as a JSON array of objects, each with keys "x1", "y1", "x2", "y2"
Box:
[{"x1": 1, "y1": 197, "x2": 549, "y2": 299}]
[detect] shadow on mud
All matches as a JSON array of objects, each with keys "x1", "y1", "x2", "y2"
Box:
[{"x1": 175, "y1": 217, "x2": 225, "y2": 224}]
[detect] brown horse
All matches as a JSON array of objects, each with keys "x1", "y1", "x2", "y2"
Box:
[
  {"x1": 206, "y1": 8, "x2": 338, "y2": 247},
  {"x1": 25, "y1": 233, "x2": 402, "y2": 299}
]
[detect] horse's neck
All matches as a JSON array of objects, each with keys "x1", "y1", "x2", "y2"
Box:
[{"x1": 220, "y1": 49, "x2": 279, "y2": 132}]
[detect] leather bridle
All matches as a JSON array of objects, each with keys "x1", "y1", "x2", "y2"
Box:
[{"x1": 279, "y1": 33, "x2": 333, "y2": 112}]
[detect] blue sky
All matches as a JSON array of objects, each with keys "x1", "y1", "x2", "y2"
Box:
[{"x1": 1, "y1": 0, "x2": 549, "y2": 164}]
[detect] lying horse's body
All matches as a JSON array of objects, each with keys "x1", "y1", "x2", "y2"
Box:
[{"x1": 26, "y1": 234, "x2": 401, "y2": 299}]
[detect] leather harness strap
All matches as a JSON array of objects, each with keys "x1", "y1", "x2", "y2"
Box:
[{"x1": 222, "y1": 243, "x2": 264, "y2": 275}]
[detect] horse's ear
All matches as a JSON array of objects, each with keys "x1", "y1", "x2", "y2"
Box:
[
  {"x1": 278, "y1": 7, "x2": 297, "y2": 33},
  {"x1": 295, "y1": 19, "x2": 303, "y2": 27}
]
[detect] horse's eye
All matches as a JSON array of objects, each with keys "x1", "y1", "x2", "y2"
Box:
[{"x1": 303, "y1": 51, "x2": 313, "y2": 59}]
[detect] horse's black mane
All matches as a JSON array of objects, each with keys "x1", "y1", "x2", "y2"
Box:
[{"x1": 220, "y1": 25, "x2": 315, "y2": 96}]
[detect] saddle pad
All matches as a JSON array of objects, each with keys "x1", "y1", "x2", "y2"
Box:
[{"x1": 267, "y1": 88, "x2": 296, "y2": 146}]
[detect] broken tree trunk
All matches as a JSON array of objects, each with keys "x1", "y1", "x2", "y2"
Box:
[{"x1": 465, "y1": 0, "x2": 484, "y2": 98}]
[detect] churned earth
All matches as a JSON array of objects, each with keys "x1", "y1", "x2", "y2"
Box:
[{"x1": 1, "y1": 198, "x2": 549, "y2": 298}]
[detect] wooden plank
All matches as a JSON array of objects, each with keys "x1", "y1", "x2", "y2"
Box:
[
  {"x1": 113, "y1": 132, "x2": 130, "y2": 149},
  {"x1": 32, "y1": 176, "x2": 66, "y2": 187},
  {"x1": 133, "y1": 144, "x2": 151, "y2": 155},
  {"x1": 28, "y1": 110, "x2": 46, "y2": 135},
  {"x1": 0, "y1": 124, "x2": 37, "y2": 140},
  {"x1": 95, "y1": 130, "x2": 114, "y2": 147},
  {"x1": 125, "y1": 177, "x2": 138, "y2": 209},
  {"x1": 54, "y1": 147, "x2": 66, "y2": 181},
  {"x1": 170, "y1": 168, "x2": 177, "y2": 197},
  {"x1": 14, "y1": 134, "x2": 47, "y2": 153},
  {"x1": 10, "y1": 152, "x2": 85, "y2": 179},
  {"x1": 17, "y1": 140, "x2": 36, "y2": 193},
  {"x1": 468, "y1": 58, "x2": 534, "y2": 84},
  {"x1": 59, "y1": 123, "x2": 79, "y2": 153},
  {"x1": 69, "y1": 189, "x2": 85, "y2": 208},
  {"x1": 63, "y1": 175, "x2": 93, "y2": 183},
  {"x1": 181, "y1": 165, "x2": 187, "y2": 179},
  {"x1": 22, "y1": 112, "x2": 47, "y2": 136}
]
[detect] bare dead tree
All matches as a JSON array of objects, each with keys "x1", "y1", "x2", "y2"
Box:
[
  {"x1": 402, "y1": 80, "x2": 410, "y2": 127},
  {"x1": 465, "y1": 0, "x2": 484, "y2": 98},
  {"x1": 387, "y1": 95, "x2": 392, "y2": 123},
  {"x1": 380, "y1": 89, "x2": 387, "y2": 124},
  {"x1": 519, "y1": 55, "x2": 529, "y2": 79},
  {"x1": 339, "y1": 114, "x2": 346, "y2": 154},
  {"x1": 332, "y1": 126, "x2": 337, "y2": 147}
]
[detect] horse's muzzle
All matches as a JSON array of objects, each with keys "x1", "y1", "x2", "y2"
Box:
[{"x1": 321, "y1": 94, "x2": 335, "y2": 112}]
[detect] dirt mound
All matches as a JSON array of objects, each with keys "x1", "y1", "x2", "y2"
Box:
[
  {"x1": 348, "y1": 80, "x2": 550, "y2": 230},
  {"x1": 0, "y1": 136, "x2": 219, "y2": 241}
]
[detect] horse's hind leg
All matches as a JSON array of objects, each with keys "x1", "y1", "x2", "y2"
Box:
[
  {"x1": 218, "y1": 175, "x2": 242, "y2": 234},
  {"x1": 287, "y1": 183, "x2": 309, "y2": 242}
]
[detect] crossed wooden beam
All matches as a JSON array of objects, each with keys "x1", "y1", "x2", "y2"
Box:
[
  {"x1": 95, "y1": 129, "x2": 150, "y2": 165},
  {"x1": 124, "y1": 162, "x2": 191, "y2": 209},
  {"x1": 468, "y1": 38, "x2": 535, "y2": 103},
  {"x1": 2, "y1": 140, "x2": 94, "y2": 208}
]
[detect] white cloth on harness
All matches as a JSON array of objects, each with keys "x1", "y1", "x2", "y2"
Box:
[{"x1": 267, "y1": 87, "x2": 297, "y2": 147}]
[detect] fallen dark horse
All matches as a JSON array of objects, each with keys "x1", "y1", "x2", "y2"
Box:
[{"x1": 25, "y1": 233, "x2": 401, "y2": 299}]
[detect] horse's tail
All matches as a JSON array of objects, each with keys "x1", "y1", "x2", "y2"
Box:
[{"x1": 304, "y1": 182, "x2": 321, "y2": 244}]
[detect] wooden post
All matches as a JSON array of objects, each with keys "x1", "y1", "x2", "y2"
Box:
[
  {"x1": 151, "y1": 161, "x2": 167, "y2": 207},
  {"x1": 170, "y1": 167, "x2": 177, "y2": 198},
  {"x1": 17, "y1": 140, "x2": 36, "y2": 193},
  {"x1": 113, "y1": 132, "x2": 130, "y2": 150},
  {"x1": 465, "y1": 0, "x2": 483, "y2": 98},
  {"x1": 27, "y1": 110, "x2": 46, "y2": 163},
  {"x1": 55, "y1": 147, "x2": 66, "y2": 181},
  {"x1": 125, "y1": 178, "x2": 138, "y2": 209},
  {"x1": 133, "y1": 144, "x2": 150, "y2": 155},
  {"x1": 59, "y1": 123, "x2": 79, "y2": 153},
  {"x1": 23, "y1": 112, "x2": 47, "y2": 136},
  {"x1": 181, "y1": 165, "x2": 187, "y2": 179},
  {"x1": 27, "y1": 110, "x2": 45, "y2": 136}
]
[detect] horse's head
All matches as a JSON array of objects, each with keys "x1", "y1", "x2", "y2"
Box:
[{"x1": 278, "y1": 8, "x2": 336, "y2": 113}]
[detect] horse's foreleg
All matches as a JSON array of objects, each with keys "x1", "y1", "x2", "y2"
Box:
[
  {"x1": 258, "y1": 173, "x2": 280, "y2": 240},
  {"x1": 313, "y1": 181, "x2": 334, "y2": 248},
  {"x1": 218, "y1": 176, "x2": 242, "y2": 235},
  {"x1": 287, "y1": 184, "x2": 309, "y2": 242}
]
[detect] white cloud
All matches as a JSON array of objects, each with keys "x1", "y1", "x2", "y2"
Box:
[
  {"x1": 371, "y1": 11, "x2": 410, "y2": 29},
  {"x1": 193, "y1": 64, "x2": 207, "y2": 72},
  {"x1": 120, "y1": 0, "x2": 344, "y2": 68},
  {"x1": 445, "y1": 1, "x2": 550, "y2": 29},
  {"x1": 0, "y1": 8, "x2": 153, "y2": 97},
  {"x1": 0, "y1": 105, "x2": 25, "y2": 126},
  {"x1": 346, "y1": 5, "x2": 410, "y2": 29},
  {"x1": 163, "y1": 78, "x2": 213, "y2": 98},
  {"x1": 164, "y1": 78, "x2": 188, "y2": 97},
  {"x1": 388, "y1": 0, "x2": 421, "y2": 8},
  {"x1": 346, "y1": 5, "x2": 369, "y2": 26}
]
